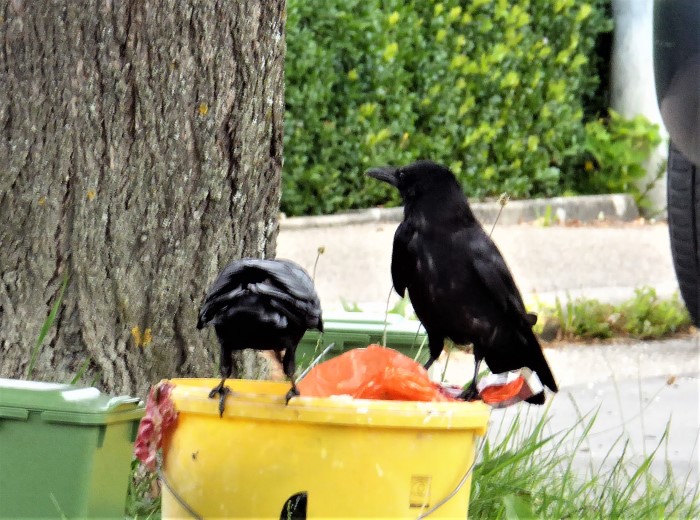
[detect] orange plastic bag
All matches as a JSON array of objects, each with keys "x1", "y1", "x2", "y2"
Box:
[
  {"x1": 298, "y1": 344, "x2": 454, "y2": 402},
  {"x1": 479, "y1": 378, "x2": 525, "y2": 405}
]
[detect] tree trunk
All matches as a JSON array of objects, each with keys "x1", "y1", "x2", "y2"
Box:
[{"x1": 0, "y1": 0, "x2": 285, "y2": 397}]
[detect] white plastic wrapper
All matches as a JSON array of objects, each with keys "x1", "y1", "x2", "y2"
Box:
[{"x1": 476, "y1": 367, "x2": 545, "y2": 408}]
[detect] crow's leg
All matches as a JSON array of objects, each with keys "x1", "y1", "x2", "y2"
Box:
[
  {"x1": 284, "y1": 384, "x2": 299, "y2": 405},
  {"x1": 208, "y1": 378, "x2": 232, "y2": 417},
  {"x1": 458, "y1": 355, "x2": 483, "y2": 401},
  {"x1": 422, "y1": 332, "x2": 445, "y2": 371},
  {"x1": 281, "y1": 345, "x2": 299, "y2": 404},
  {"x1": 209, "y1": 342, "x2": 233, "y2": 417}
]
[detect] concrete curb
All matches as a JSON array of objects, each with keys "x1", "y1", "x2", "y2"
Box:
[
  {"x1": 279, "y1": 194, "x2": 640, "y2": 229},
  {"x1": 322, "y1": 281, "x2": 681, "y2": 315}
]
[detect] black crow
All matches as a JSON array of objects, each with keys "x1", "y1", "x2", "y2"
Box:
[
  {"x1": 366, "y1": 160, "x2": 557, "y2": 404},
  {"x1": 197, "y1": 258, "x2": 323, "y2": 414}
]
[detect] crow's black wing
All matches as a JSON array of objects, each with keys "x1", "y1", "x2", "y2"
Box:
[
  {"x1": 201, "y1": 259, "x2": 303, "y2": 301},
  {"x1": 267, "y1": 259, "x2": 323, "y2": 329},
  {"x1": 198, "y1": 259, "x2": 270, "y2": 317},
  {"x1": 247, "y1": 280, "x2": 321, "y2": 329},
  {"x1": 391, "y1": 222, "x2": 415, "y2": 297},
  {"x1": 198, "y1": 284, "x2": 247, "y2": 328},
  {"x1": 259, "y1": 259, "x2": 321, "y2": 301},
  {"x1": 198, "y1": 258, "x2": 322, "y2": 331},
  {"x1": 466, "y1": 229, "x2": 558, "y2": 392},
  {"x1": 208, "y1": 297, "x2": 290, "y2": 329},
  {"x1": 466, "y1": 228, "x2": 529, "y2": 323}
]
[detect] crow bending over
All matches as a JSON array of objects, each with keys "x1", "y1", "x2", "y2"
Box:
[
  {"x1": 367, "y1": 160, "x2": 557, "y2": 404},
  {"x1": 197, "y1": 258, "x2": 323, "y2": 414}
]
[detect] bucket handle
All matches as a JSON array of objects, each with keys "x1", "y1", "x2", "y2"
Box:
[
  {"x1": 415, "y1": 436, "x2": 486, "y2": 519},
  {"x1": 157, "y1": 453, "x2": 203, "y2": 520}
]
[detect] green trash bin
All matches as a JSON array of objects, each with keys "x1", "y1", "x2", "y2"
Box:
[
  {"x1": 296, "y1": 311, "x2": 428, "y2": 369},
  {"x1": 0, "y1": 378, "x2": 145, "y2": 519}
]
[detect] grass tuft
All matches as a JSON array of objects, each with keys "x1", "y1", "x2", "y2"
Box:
[
  {"x1": 531, "y1": 287, "x2": 694, "y2": 342},
  {"x1": 125, "y1": 459, "x2": 161, "y2": 519},
  {"x1": 469, "y1": 408, "x2": 699, "y2": 519}
]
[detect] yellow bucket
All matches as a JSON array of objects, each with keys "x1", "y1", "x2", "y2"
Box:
[{"x1": 161, "y1": 378, "x2": 490, "y2": 519}]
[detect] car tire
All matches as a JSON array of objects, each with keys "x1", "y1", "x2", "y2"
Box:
[{"x1": 666, "y1": 140, "x2": 700, "y2": 325}]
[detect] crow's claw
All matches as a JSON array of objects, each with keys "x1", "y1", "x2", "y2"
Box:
[
  {"x1": 458, "y1": 382, "x2": 481, "y2": 402},
  {"x1": 209, "y1": 382, "x2": 232, "y2": 417},
  {"x1": 284, "y1": 383, "x2": 300, "y2": 405}
]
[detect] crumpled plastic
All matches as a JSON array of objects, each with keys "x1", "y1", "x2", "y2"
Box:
[
  {"x1": 298, "y1": 344, "x2": 454, "y2": 402},
  {"x1": 133, "y1": 381, "x2": 178, "y2": 471},
  {"x1": 477, "y1": 367, "x2": 544, "y2": 407}
]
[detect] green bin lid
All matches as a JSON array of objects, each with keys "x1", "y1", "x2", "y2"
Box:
[
  {"x1": 320, "y1": 311, "x2": 425, "y2": 335},
  {"x1": 0, "y1": 378, "x2": 144, "y2": 425},
  {"x1": 302, "y1": 311, "x2": 426, "y2": 347}
]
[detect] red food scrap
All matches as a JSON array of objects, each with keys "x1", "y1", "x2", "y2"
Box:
[{"x1": 134, "y1": 381, "x2": 178, "y2": 471}]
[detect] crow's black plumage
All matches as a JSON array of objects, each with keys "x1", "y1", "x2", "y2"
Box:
[
  {"x1": 367, "y1": 160, "x2": 557, "y2": 403},
  {"x1": 197, "y1": 258, "x2": 323, "y2": 414}
]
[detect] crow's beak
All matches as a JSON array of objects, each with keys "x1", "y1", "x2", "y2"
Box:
[{"x1": 365, "y1": 166, "x2": 399, "y2": 187}]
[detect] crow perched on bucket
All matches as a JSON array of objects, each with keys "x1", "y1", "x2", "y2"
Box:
[
  {"x1": 197, "y1": 258, "x2": 323, "y2": 415},
  {"x1": 366, "y1": 160, "x2": 557, "y2": 403}
]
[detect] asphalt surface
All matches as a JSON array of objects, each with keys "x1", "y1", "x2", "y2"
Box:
[
  {"x1": 440, "y1": 337, "x2": 700, "y2": 489},
  {"x1": 277, "y1": 220, "x2": 679, "y2": 311},
  {"x1": 277, "y1": 218, "x2": 700, "y2": 490}
]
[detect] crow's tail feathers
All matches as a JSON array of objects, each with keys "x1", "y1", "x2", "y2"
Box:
[
  {"x1": 523, "y1": 326, "x2": 558, "y2": 394},
  {"x1": 525, "y1": 392, "x2": 546, "y2": 405}
]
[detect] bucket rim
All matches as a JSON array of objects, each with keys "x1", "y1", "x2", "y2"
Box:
[{"x1": 164, "y1": 378, "x2": 490, "y2": 433}]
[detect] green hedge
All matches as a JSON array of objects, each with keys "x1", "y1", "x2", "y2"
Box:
[{"x1": 283, "y1": 0, "x2": 613, "y2": 216}]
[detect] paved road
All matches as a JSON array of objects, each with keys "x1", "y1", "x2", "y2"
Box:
[
  {"x1": 277, "y1": 221, "x2": 679, "y2": 312},
  {"x1": 444, "y1": 337, "x2": 700, "y2": 489}
]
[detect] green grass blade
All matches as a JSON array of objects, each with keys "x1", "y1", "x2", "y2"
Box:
[
  {"x1": 69, "y1": 357, "x2": 92, "y2": 385},
  {"x1": 26, "y1": 273, "x2": 68, "y2": 380},
  {"x1": 503, "y1": 494, "x2": 537, "y2": 520},
  {"x1": 340, "y1": 297, "x2": 362, "y2": 312},
  {"x1": 388, "y1": 294, "x2": 410, "y2": 317}
]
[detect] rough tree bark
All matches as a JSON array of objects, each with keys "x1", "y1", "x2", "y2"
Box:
[{"x1": 0, "y1": 0, "x2": 285, "y2": 397}]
